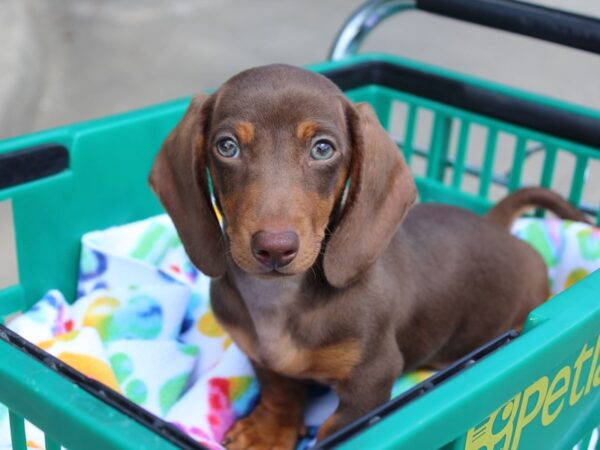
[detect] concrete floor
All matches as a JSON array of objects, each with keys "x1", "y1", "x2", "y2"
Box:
[{"x1": 1, "y1": 0, "x2": 599, "y2": 288}]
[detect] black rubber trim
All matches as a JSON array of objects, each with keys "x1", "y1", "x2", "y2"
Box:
[
  {"x1": 314, "y1": 330, "x2": 519, "y2": 449},
  {"x1": 322, "y1": 60, "x2": 600, "y2": 150},
  {"x1": 0, "y1": 144, "x2": 69, "y2": 189},
  {"x1": 417, "y1": 0, "x2": 600, "y2": 55},
  {"x1": 0, "y1": 325, "x2": 207, "y2": 450}
]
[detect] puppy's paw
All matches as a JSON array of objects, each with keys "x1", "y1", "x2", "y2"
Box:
[
  {"x1": 223, "y1": 405, "x2": 306, "y2": 450},
  {"x1": 316, "y1": 413, "x2": 338, "y2": 441}
]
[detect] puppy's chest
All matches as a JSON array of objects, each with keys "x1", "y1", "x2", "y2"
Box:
[
  {"x1": 229, "y1": 307, "x2": 361, "y2": 383},
  {"x1": 254, "y1": 318, "x2": 312, "y2": 375},
  {"x1": 250, "y1": 321, "x2": 361, "y2": 383}
]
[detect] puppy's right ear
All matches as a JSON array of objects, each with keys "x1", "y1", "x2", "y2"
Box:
[{"x1": 149, "y1": 93, "x2": 226, "y2": 278}]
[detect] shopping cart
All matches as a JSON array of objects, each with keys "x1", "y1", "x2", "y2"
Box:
[{"x1": 0, "y1": 0, "x2": 598, "y2": 449}]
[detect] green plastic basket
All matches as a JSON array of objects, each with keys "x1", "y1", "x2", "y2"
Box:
[{"x1": 0, "y1": 52, "x2": 599, "y2": 449}]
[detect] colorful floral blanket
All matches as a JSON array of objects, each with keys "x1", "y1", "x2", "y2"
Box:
[{"x1": 1, "y1": 214, "x2": 598, "y2": 450}]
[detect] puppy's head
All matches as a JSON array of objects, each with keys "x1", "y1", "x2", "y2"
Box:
[{"x1": 150, "y1": 64, "x2": 416, "y2": 287}]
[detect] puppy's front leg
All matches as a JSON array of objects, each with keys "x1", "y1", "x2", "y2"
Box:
[
  {"x1": 224, "y1": 364, "x2": 306, "y2": 450},
  {"x1": 317, "y1": 347, "x2": 403, "y2": 441}
]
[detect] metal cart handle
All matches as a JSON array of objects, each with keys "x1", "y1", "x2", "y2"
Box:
[{"x1": 329, "y1": 0, "x2": 600, "y2": 60}]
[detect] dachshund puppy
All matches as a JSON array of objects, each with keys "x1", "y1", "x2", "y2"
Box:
[{"x1": 150, "y1": 64, "x2": 587, "y2": 449}]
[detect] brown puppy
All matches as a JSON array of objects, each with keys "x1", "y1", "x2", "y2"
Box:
[{"x1": 149, "y1": 64, "x2": 588, "y2": 449}]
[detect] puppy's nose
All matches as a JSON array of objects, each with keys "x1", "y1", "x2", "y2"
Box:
[{"x1": 251, "y1": 230, "x2": 299, "y2": 268}]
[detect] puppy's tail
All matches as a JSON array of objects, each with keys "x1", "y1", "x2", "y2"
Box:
[{"x1": 486, "y1": 187, "x2": 590, "y2": 229}]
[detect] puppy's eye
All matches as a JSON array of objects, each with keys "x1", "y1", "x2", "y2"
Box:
[
  {"x1": 216, "y1": 138, "x2": 240, "y2": 158},
  {"x1": 310, "y1": 140, "x2": 335, "y2": 161}
]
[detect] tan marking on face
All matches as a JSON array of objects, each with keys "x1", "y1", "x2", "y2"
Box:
[
  {"x1": 220, "y1": 182, "x2": 259, "y2": 223},
  {"x1": 301, "y1": 191, "x2": 332, "y2": 240},
  {"x1": 234, "y1": 121, "x2": 255, "y2": 145},
  {"x1": 219, "y1": 183, "x2": 264, "y2": 271},
  {"x1": 217, "y1": 148, "x2": 350, "y2": 275},
  {"x1": 296, "y1": 120, "x2": 319, "y2": 141},
  {"x1": 220, "y1": 182, "x2": 335, "y2": 274}
]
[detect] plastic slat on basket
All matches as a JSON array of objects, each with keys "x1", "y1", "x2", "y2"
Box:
[
  {"x1": 403, "y1": 103, "x2": 418, "y2": 163},
  {"x1": 44, "y1": 434, "x2": 61, "y2": 450},
  {"x1": 534, "y1": 145, "x2": 558, "y2": 217},
  {"x1": 8, "y1": 410, "x2": 26, "y2": 450},
  {"x1": 372, "y1": 90, "x2": 393, "y2": 132},
  {"x1": 540, "y1": 145, "x2": 558, "y2": 189},
  {"x1": 427, "y1": 113, "x2": 452, "y2": 181},
  {"x1": 569, "y1": 154, "x2": 588, "y2": 207},
  {"x1": 508, "y1": 136, "x2": 527, "y2": 192},
  {"x1": 451, "y1": 119, "x2": 470, "y2": 189},
  {"x1": 374, "y1": 85, "x2": 599, "y2": 220},
  {"x1": 479, "y1": 128, "x2": 498, "y2": 197},
  {"x1": 366, "y1": 63, "x2": 596, "y2": 214}
]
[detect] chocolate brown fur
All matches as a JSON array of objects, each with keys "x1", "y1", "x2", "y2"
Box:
[{"x1": 149, "y1": 64, "x2": 580, "y2": 449}]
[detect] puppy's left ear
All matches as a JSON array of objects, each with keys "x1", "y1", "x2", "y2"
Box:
[
  {"x1": 324, "y1": 103, "x2": 416, "y2": 288},
  {"x1": 149, "y1": 93, "x2": 226, "y2": 278}
]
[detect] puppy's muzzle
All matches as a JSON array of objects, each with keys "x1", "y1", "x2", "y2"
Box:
[{"x1": 251, "y1": 230, "x2": 299, "y2": 269}]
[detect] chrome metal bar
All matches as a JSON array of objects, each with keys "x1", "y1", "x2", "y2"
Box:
[
  {"x1": 330, "y1": 0, "x2": 600, "y2": 60},
  {"x1": 328, "y1": 0, "x2": 416, "y2": 61}
]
